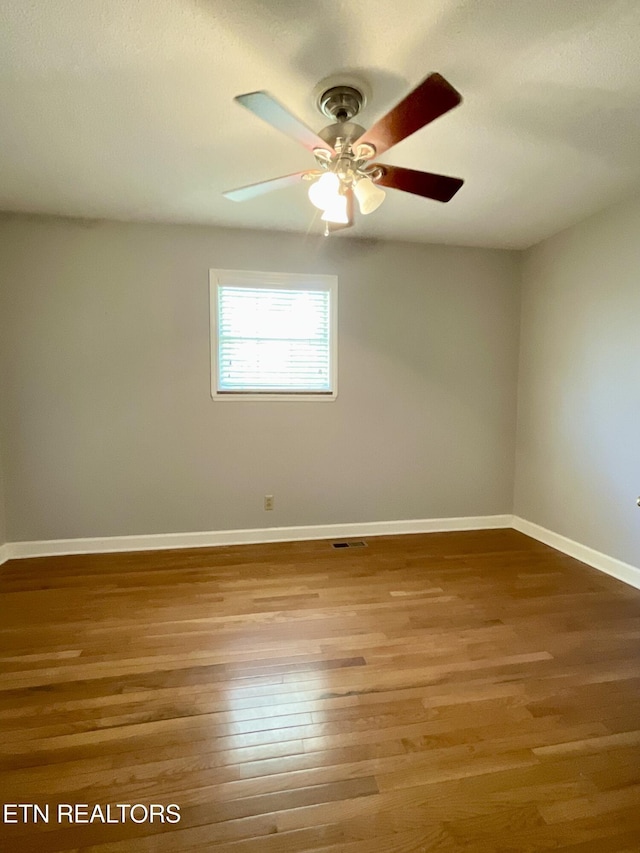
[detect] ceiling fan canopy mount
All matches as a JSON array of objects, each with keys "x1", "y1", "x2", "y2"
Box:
[
  {"x1": 223, "y1": 72, "x2": 465, "y2": 235},
  {"x1": 317, "y1": 84, "x2": 366, "y2": 122}
]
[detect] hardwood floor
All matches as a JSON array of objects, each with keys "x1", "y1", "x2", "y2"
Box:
[{"x1": 1, "y1": 528, "x2": 640, "y2": 851}]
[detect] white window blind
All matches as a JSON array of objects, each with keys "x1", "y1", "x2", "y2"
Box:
[{"x1": 210, "y1": 270, "x2": 337, "y2": 400}]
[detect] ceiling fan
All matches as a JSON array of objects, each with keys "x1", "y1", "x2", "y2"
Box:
[{"x1": 223, "y1": 73, "x2": 464, "y2": 235}]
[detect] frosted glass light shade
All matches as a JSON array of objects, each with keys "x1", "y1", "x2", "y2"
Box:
[
  {"x1": 321, "y1": 194, "x2": 349, "y2": 224},
  {"x1": 354, "y1": 176, "x2": 386, "y2": 214},
  {"x1": 308, "y1": 172, "x2": 340, "y2": 210}
]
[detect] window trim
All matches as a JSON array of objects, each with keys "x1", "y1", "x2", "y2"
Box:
[{"x1": 209, "y1": 268, "x2": 338, "y2": 402}]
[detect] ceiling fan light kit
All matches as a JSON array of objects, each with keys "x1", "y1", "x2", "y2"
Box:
[
  {"x1": 320, "y1": 194, "x2": 349, "y2": 225},
  {"x1": 354, "y1": 176, "x2": 386, "y2": 215},
  {"x1": 308, "y1": 171, "x2": 340, "y2": 210},
  {"x1": 223, "y1": 73, "x2": 465, "y2": 235}
]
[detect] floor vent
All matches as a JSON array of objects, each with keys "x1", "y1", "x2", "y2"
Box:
[{"x1": 332, "y1": 541, "x2": 368, "y2": 549}]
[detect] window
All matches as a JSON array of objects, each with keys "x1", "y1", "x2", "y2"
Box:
[{"x1": 210, "y1": 269, "x2": 337, "y2": 400}]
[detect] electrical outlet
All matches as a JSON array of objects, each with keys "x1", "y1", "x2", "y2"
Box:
[{"x1": 264, "y1": 495, "x2": 274, "y2": 511}]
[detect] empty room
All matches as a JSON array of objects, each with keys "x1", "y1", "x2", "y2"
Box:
[{"x1": 1, "y1": 1, "x2": 639, "y2": 850}]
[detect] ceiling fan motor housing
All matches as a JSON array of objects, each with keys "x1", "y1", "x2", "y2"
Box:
[{"x1": 318, "y1": 121, "x2": 366, "y2": 151}]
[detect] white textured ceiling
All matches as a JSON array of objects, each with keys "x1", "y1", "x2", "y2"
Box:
[{"x1": 1, "y1": 0, "x2": 640, "y2": 248}]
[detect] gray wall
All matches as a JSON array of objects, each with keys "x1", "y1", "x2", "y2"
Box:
[
  {"x1": 515, "y1": 193, "x2": 640, "y2": 567},
  {"x1": 0, "y1": 447, "x2": 6, "y2": 547},
  {"x1": 0, "y1": 215, "x2": 520, "y2": 542}
]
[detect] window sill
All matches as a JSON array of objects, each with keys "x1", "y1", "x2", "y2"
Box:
[{"x1": 211, "y1": 391, "x2": 338, "y2": 402}]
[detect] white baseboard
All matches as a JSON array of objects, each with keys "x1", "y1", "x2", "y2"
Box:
[
  {"x1": 5, "y1": 517, "x2": 636, "y2": 593},
  {"x1": 3, "y1": 514, "x2": 513, "y2": 561},
  {"x1": 512, "y1": 516, "x2": 640, "y2": 591}
]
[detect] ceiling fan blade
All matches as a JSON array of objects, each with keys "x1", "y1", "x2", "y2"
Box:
[
  {"x1": 355, "y1": 73, "x2": 462, "y2": 157},
  {"x1": 235, "y1": 91, "x2": 334, "y2": 154},
  {"x1": 223, "y1": 171, "x2": 315, "y2": 202},
  {"x1": 374, "y1": 165, "x2": 463, "y2": 202}
]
